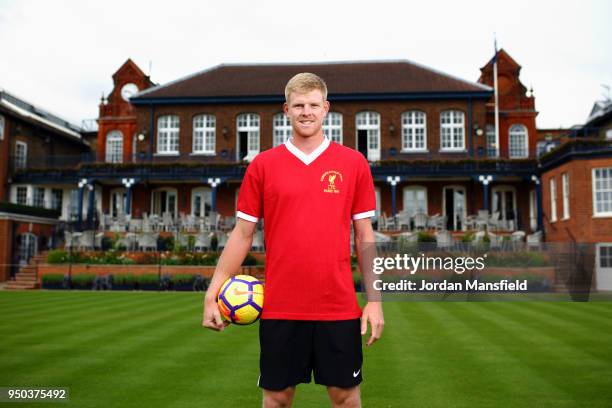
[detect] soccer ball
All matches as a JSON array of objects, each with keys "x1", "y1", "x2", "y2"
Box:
[{"x1": 217, "y1": 275, "x2": 264, "y2": 325}]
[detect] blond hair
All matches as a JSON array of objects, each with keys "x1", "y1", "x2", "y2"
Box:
[{"x1": 284, "y1": 72, "x2": 328, "y2": 102}]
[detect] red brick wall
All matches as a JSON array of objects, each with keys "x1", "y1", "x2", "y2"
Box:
[
  {"x1": 0, "y1": 219, "x2": 13, "y2": 281},
  {"x1": 0, "y1": 114, "x2": 9, "y2": 201},
  {"x1": 543, "y1": 157, "x2": 612, "y2": 243}
]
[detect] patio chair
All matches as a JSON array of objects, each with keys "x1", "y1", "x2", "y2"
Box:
[
  {"x1": 397, "y1": 211, "x2": 411, "y2": 230},
  {"x1": 487, "y1": 212, "x2": 501, "y2": 231},
  {"x1": 162, "y1": 212, "x2": 175, "y2": 232},
  {"x1": 216, "y1": 232, "x2": 228, "y2": 250},
  {"x1": 176, "y1": 232, "x2": 190, "y2": 250},
  {"x1": 128, "y1": 218, "x2": 142, "y2": 233},
  {"x1": 118, "y1": 233, "x2": 138, "y2": 251},
  {"x1": 413, "y1": 212, "x2": 428, "y2": 231},
  {"x1": 94, "y1": 232, "x2": 105, "y2": 250},
  {"x1": 137, "y1": 232, "x2": 158, "y2": 252},
  {"x1": 64, "y1": 231, "x2": 75, "y2": 251},
  {"x1": 77, "y1": 230, "x2": 95, "y2": 251},
  {"x1": 527, "y1": 231, "x2": 543, "y2": 248},
  {"x1": 194, "y1": 232, "x2": 212, "y2": 252},
  {"x1": 382, "y1": 213, "x2": 397, "y2": 231},
  {"x1": 222, "y1": 216, "x2": 236, "y2": 231}
]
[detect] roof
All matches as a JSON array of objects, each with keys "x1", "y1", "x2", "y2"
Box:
[
  {"x1": 133, "y1": 60, "x2": 492, "y2": 102},
  {"x1": 586, "y1": 99, "x2": 612, "y2": 125},
  {"x1": 0, "y1": 88, "x2": 86, "y2": 142}
]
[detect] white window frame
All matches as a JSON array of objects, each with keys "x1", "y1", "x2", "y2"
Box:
[
  {"x1": 15, "y1": 141, "x2": 27, "y2": 169},
  {"x1": 51, "y1": 188, "x2": 63, "y2": 211},
  {"x1": 592, "y1": 167, "x2": 612, "y2": 217},
  {"x1": 440, "y1": 110, "x2": 465, "y2": 151},
  {"x1": 272, "y1": 113, "x2": 292, "y2": 147},
  {"x1": 33, "y1": 186, "x2": 45, "y2": 208},
  {"x1": 491, "y1": 185, "x2": 518, "y2": 230},
  {"x1": 191, "y1": 187, "x2": 213, "y2": 217},
  {"x1": 562, "y1": 173, "x2": 570, "y2": 220},
  {"x1": 323, "y1": 112, "x2": 343, "y2": 144},
  {"x1": 105, "y1": 130, "x2": 123, "y2": 163},
  {"x1": 151, "y1": 187, "x2": 178, "y2": 218},
  {"x1": 236, "y1": 113, "x2": 260, "y2": 161},
  {"x1": 355, "y1": 111, "x2": 381, "y2": 161},
  {"x1": 0, "y1": 114, "x2": 5, "y2": 140},
  {"x1": 442, "y1": 185, "x2": 467, "y2": 230},
  {"x1": 509, "y1": 124, "x2": 529, "y2": 158},
  {"x1": 550, "y1": 178, "x2": 557, "y2": 222},
  {"x1": 15, "y1": 186, "x2": 28, "y2": 205},
  {"x1": 110, "y1": 188, "x2": 128, "y2": 217},
  {"x1": 157, "y1": 115, "x2": 180, "y2": 154},
  {"x1": 403, "y1": 186, "x2": 428, "y2": 216},
  {"x1": 401, "y1": 111, "x2": 427, "y2": 152},
  {"x1": 19, "y1": 233, "x2": 37, "y2": 264},
  {"x1": 193, "y1": 114, "x2": 216, "y2": 154}
]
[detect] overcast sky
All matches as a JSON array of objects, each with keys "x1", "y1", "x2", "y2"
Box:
[{"x1": 0, "y1": 0, "x2": 610, "y2": 129}]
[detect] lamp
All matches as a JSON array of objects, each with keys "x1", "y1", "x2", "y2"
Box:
[
  {"x1": 137, "y1": 133, "x2": 146, "y2": 142},
  {"x1": 389, "y1": 124, "x2": 395, "y2": 136}
]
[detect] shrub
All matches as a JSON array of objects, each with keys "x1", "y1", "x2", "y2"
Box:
[
  {"x1": 113, "y1": 273, "x2": 135, "y2": 286},
  {"x1": 47, "y1": 250, "x2": 68, "y2": 264},
  {"x1": 71, "y1": 273, "x2": 96, "y2": 288},
  {"x1": 136, "y1": 274, "x2": 160, "y2": 285},
  {"x1": 42, "y1": 273, "x2": 64, "y2": 284},
  {"x1": 460, "y1": 232, "x2": 475, "y2": 243},
  {"x1": 172, "y1": 274, "x2": 195, "y2": 285},
  {"x1": 417, "y1": 232, "x2": 436, "y2": 243}
]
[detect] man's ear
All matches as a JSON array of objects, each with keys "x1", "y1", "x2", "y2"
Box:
[
  {"x1": 323, "y1": 100, "x2": 330, "y2": 115},
  {"x1": 283, "y1": 102, "x2": 289, "y2": 115}
]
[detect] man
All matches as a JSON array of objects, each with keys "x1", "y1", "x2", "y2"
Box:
[{"x1": 203, "y1": 73, "x2": 384, "y2": 408}]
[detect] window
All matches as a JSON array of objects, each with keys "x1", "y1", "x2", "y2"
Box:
[
  {"x1": 51, "y1": 189, "x2": 63, "y2": 211},
  {"x1": 236, "y1": 113, "x2": 260, "y2": 161},
  {"x1": 355, "y1": 111, "x2": 381, "y2": 161},
  {"x1": 401, "y1": 111, "x2": 427, "y2": 151},
  {"x1": 403, "y1": 186, "x2": 428, "y2": 216},
  {"x1": 157, "y1": 115, "x2": 180, "y2": 154},
  {"x1": 509, "y1": 124, "x2": 528, "y2": 158},
  {"x1": 550, "y1": 178, "x2": 557, "y2": 222},
  {"x1": 0, "y1": 114, "x2": 5, "y2": 140},
  {"x1": 593, "y1": 167, "x2": 612, "y2": 216},
  {"x1": 15, "y1": 141, "x2": 27, "y2": 169},
  {"x1": 33, "y1": 187, "x2": 45, "y2": 207},
  {"x1": 110, "y1": 188, "x2": 128, "y2": 217},
  {"x1": 486, "y1": 124, "x2": 498, "y2": 157},
  {"x1": 600, "y1": 245, "x2": 612, "y2": 268},
  {"x1": 562, "y1": 173, "x2": 570, "y2": 219},
  {"x1": 273, "y1": 113, "x2": 292, "y2": 147},
  {"x1": 151, "y1": 188, "x2": 178, "y2": 218},
  {"x1": 193, "y1": 114, "x2": 216, "y2": 154},
  {"x1": 19, "y1": 233, "x2": 37, "y2": 264},
  {"x1": 323, "y1": 112, "x2": 343, "y2": 144},
  {"x1": 492, "y1": 186, "x2": 518, "y2": 230},
  {"x1": 191, "y1": 187, "x2": 212, "y2": 217},
  {"x1": 105, "y1": 130, "x2": 123, "y2": 163},
  {"x1": 16, "y1": 186, "x2": 27, "y2": 205},
  {"x1": 69, "y1": 189, "x2": 80, "y2": 219},
  {"x1": 440, "y1": 110, "x2": 464, "y2": 151}
]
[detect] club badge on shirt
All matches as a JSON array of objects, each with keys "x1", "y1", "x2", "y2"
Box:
[{"x1": 320, "y1": 170, "x2": 343, "y2": 194}]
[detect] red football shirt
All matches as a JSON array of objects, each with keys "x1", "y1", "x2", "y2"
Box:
[{"x1": 236, "y1": 137, "x2": 376, "y2": 320}]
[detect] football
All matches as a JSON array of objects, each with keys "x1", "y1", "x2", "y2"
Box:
[{"x1": 217, "y1": 275, "x2": 264, "y2": 325}]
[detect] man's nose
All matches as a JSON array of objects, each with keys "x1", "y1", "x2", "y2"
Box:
[{"x1": 302, "y1": 104, "x2": 312, "y2": 115}]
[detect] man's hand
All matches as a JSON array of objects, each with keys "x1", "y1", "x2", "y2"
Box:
[
  {"x1": 360, "y1": 301, "x2": 384, "y2": 346},
  {"x1": 202, "y1": 295, "x2": 230, "y2": 332}
]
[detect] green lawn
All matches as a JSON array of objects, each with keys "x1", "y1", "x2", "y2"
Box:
[{"x1": 1, "y1": 291, "x2": 611, "y2": 407}]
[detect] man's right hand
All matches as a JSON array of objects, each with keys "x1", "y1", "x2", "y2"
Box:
[{"x1": 202, "y1": 296, "x2": 230, "y2": 331}]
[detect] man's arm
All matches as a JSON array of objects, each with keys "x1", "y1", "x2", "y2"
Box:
[
  {"x1": 353, "y1": 217, "x2": 384, "y2": 346},
  {"x1": 202, "y1": 218, "x2": 257, "y2": 331}
]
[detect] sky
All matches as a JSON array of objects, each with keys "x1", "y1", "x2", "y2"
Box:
[{"x1": 0, "y1": 0, "x2": 610, "y2": 129}]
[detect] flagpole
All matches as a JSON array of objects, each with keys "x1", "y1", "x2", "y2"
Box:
[{"x1": 493, "y1": 36, "x2": 500, "y2": 158}]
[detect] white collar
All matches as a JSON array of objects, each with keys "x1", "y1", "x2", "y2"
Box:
[{"x1": 284, "y1": 137, "x2": 331, "y2": 165}]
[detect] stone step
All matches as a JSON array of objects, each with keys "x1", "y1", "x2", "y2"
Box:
[
  {"x1": 5, "y1": 282, "x2": 39, "y2": 290},
  {"x1": 15, "y1": 275, "x2": 37, "y2": 282}
]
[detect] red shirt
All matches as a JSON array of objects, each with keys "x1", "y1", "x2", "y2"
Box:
[{"x1": 236, "y1": 138, "x2": 376, "y2": 320}]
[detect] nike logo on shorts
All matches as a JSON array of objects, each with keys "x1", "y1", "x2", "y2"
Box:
[{"x1": 353, "y1": 369, "x2": 361, "y2": 377}]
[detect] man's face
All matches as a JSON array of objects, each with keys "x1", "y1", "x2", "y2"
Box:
[{"x1": 283, "y1": 89, "x2": 330, "y2": 139}]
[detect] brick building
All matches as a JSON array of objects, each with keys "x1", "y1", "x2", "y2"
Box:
[{"x1": 0, "y1": 89, "x2": 90, "y2": 280}]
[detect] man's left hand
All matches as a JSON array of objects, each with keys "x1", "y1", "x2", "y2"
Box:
[{"x1": 360, "y1": 301, "x2": 384, "y2": 346}]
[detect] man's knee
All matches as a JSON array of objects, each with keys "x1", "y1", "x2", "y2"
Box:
[
  {"x1": 262, "y1": 386, "x2": 295, "y2": 408},
  {"x1": 327, "y1": 385, "x2": 361, "y2": 408}
]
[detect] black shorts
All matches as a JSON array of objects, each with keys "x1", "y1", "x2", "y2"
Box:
[{"x1": 258, "y1": 318, "x2": 363, "y2": 391}]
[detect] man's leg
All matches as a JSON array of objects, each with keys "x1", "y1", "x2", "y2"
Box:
[
  {"x1": 262, "y1": 386, "x2": 296, "y2": 408},
  {"x1": 327, "y1": 385, "x2": 361, "y2": 408}
]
